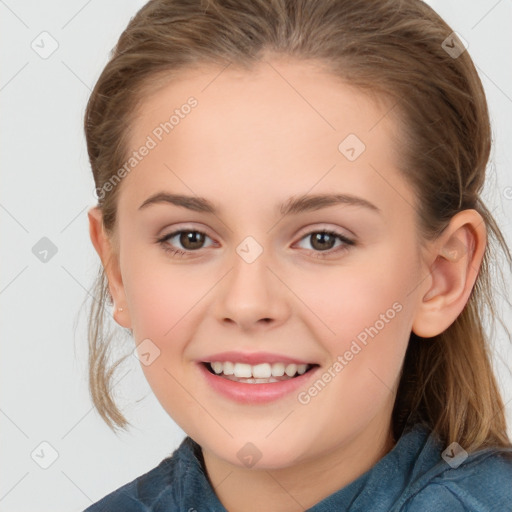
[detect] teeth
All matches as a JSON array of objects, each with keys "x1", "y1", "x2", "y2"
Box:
[
  {"x1": 208, "y1": 361, "x2": 310, "y2": 379},
  {"x1": 224, "y1": 376, "x2": 280, "y2": 384},
  {"x1": 211, "y1": 361, "x2": 223, "y2": 374},
  {"x1": 234, "y1": 363, "x2": 252, "y2": 378},
  {"x1": 285, "y1": 364, "x2": 297, "y2": 376},
  {"x1": 223, "y1": 361, "x2": 234, "y2": 375},
  {"x1": 271, "y1": 363, "x2": 285, "y2": 376},
  {"x1": 297, "y1": 364, "x2": 307, "y2": 375},
  {"x1": 252, "y1": 363, "x2": 271, "y2": 378}
]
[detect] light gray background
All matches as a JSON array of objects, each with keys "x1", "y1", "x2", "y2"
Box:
[{"x1": 1, "y1": 1, "x2": 511, "y2": 510}]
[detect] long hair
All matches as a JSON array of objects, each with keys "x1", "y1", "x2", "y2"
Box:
[{"x1": 84, "y1": 0, "x2": 512, "y2": 452}]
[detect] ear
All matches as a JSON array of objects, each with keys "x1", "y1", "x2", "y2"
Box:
[
  {"x1": 411, "y1": 209, "x2": 486, "y2": 338},
  {"x1": 88, "y1": 207, "x2": 131, "y2": 329}
]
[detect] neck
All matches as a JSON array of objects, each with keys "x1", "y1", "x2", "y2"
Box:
[{"x1": 201, "y1": 418, "x2": 396, "y2": 512}]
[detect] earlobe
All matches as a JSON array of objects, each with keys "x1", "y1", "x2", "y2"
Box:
[
  {"x1": 412, "y1": 210, "x2": 486, "y2": 338},
  {"x1": 87, "y1": 207, "x2": 131, "y2": 329}
]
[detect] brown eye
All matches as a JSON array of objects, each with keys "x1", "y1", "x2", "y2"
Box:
[
  {"x1": 309, "y1": 232, "x2": 337, "y2": 251},
  {"x1": 157, "y1": 229, "x2": 214, "y2": 257},
  {"x1": 295, "y1": 229, "x2": 355, "y2": 258},
  {"x1": 178, "y1": 231, "x2": 206, "y2": 250}
]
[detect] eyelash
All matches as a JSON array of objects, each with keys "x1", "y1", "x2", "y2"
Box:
[{"x1": 155, "y1": 228, "x2": 356, "y2": 259}]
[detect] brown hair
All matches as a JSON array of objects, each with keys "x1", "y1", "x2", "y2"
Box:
[{"x1": 84, "y1": 0, "x2": 512, "y2": 453}]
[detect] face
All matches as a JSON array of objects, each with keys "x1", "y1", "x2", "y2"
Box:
[{"x1": 104, "y1": 57, "x2": 428, "y2": 470}]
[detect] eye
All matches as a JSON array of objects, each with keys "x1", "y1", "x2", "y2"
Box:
[
  {"x1": 155, "y1": 227, "x2": 355, "y2": 259},
  {"x1": 156, "y1": 229, "x2": 216, "y2": 258},
  {"x1": 294, "y1": 229, "x2": 355, "y2": 258}
]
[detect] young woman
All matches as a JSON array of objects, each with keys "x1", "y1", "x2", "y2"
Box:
[{"x1": 83, "y1": 0, "x2": 512, "y2": 509}]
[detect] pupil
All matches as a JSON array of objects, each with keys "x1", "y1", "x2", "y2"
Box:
[
  {"x1": 181, "y1": 231, "x2": 204, "y2": 250},
  {"x1": 312, "y1": 232, "x2": 334, "y2": 251}
]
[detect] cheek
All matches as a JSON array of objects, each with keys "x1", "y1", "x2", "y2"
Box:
[
  {"x1": 298, "y1": 243, "x2": 416, "y2": 387},
  {"x1": 121, "y1": 255, "x2": 208, "y2": 423},
  {"x1": 297, "y1": 248, "x2": 413, "y2": 338},
  {"x1": 338, "y1": 250, "x2": 415, "y2": 388},
  {"x1": 120, "y1": 250, "x2": 211, "y2": 386},
  {"x1": 122, "y1": 246, "x2": 206, "y2": 339}
]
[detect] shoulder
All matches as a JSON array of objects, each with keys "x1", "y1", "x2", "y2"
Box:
[
  {"x1": 82, "y1": 479, "x2": 145, "y2": 512},
  {"x1": 82, "y1": 437, "x2": 200, "y2": 512},
  {"x1": 403, "y1": 447, "x2": 512, "y2": 512}
]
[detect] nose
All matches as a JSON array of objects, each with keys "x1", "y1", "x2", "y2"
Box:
[{"x1": 214, "y1": 247, "x2": 291, "y2": 332}]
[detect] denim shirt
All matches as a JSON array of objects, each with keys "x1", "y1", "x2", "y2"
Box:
[{"x1": 83, "y1": 423, "x2": 512, "y2": 511}]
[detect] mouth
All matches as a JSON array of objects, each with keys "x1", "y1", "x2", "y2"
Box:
[{"x1": 202, "y1": 361, "x2": 318, "y2": 384}]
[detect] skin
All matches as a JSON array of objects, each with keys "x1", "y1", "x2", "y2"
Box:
[{"x1": 89, "y1": 56, "x2": 486, "y2": 511}]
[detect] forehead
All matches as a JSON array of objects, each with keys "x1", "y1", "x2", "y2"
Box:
[
  {"x1": 119, "y1": 58, "x2": 414, "y2": 223},
  {"x1": 134, "y1": 58, "x2": 393, "y2": 139}
]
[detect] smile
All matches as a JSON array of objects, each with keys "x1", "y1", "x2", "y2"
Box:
[
  {"x1": 205, "y1": 361, "x2": 313, "y2": 383},
  {"x1": 198, "y1": 356, "x2": 320, "y2": 403}
]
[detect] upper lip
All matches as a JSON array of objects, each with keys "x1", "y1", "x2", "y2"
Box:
[{"x1": 199, "y1": 351, "x2": 315, "y2": 365}]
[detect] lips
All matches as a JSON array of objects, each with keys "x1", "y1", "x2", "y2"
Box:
[{"x1": 197, "y1": 351, "x2": 320, "y2": 403}]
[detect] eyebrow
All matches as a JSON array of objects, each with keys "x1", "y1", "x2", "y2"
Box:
[{"x1": 138, "y1": 192, "x2": 381, "y2": 216}]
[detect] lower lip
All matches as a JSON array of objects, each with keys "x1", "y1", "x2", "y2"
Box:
[{"x1": 198, "y1": 363, "x2": 319, "y2": 404}]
